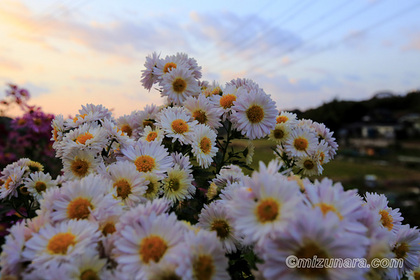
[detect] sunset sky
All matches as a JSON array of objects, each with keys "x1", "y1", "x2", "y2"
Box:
[{"x1": 1, "y1": 0, "x2": 419, "y2": 117}]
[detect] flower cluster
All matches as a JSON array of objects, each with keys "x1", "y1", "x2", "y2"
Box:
[{"x1": 0, "y1": 52, "x2": 419, "y2": 280}]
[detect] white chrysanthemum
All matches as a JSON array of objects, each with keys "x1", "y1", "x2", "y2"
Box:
[
  {"x1": 61, "y1": 122, "x2": 108, "y2": 154},
  {"x1": 51, "y1": 113, "x2": 66, "y2": 143},
  {"x1": 245, "y1": 140, "x2": 255, "y2": 165},
  {"x1": 0, "y1": 221, "x2": 32, "y2": 277},
  {"x1": 227, "y1": 77, "x2": 261, "y2": 92},
  {"x1": 364, "y1": 192, "x2": 404, "y2": 235},
  {"x1": 389, "y1": 225, "x2": 420, "y2": 279},
  {"x1": 171, "y1": 152, "x2": 193, "y2": 171},
  {"x1": 62, "y1": 148, "x2": 103, "y2": 180},
  {"x1": 24, "y1": 171, "x2": 56, "y2": 201},
  {"x1": 117, "y1": 113, "x2": 140, "y2": 139},
  {"x1": 144, "y1": 258, "x2": 183, "y2": 280},
  {"x1": 284, "y1": 127, "x2": 319, "y2": 158},
  {"x1": 154, "y1": 54, "x2": 189, "y2": 79},
  {"x1": 50, "y1": 174, "x2": 119, "y2": 223},
  {"x1": 106, "y1": 161, "x2": 148, "y2": 207},
  {"x1": 258, "y1": 208, "x2": 368, "y2": 280},
  {"x1": 66, "y1": 104, "x2": 112, "y2": 128},
  {"x1": 312, "y1": 121, "x2": 339, "y2": 158},
  {"x1": 139, "y1": 125, "x2": 164, "y2": 143},
  {"x1": 191, "y1": 124, "x2": 218, "y2": 168},
  {"x1": 183, "y1": 94, "x2": 222, "y2": 130},
  {"x1": 120, "y1": 140, "x2": 173, "y2": 177},
  {"x1": 141, "y1": 172, "x2": 163, "y2": 200},
  {"x1": 230, "y1": 88, "x2": 277, "y2": 140},
  {"x1": 314, "y1": 139, "x2": 332, "y2": 165},
  {"x1": 156, "y1": 106, "x2": 197, "y2": 145},
  {"x1": 295, "y1": 153, "x2": 323, "y2": 176},
  {"x1": 113, "y1": 212, "x2": 186, "y2": 279},
  {"x1": 22, "y1": 219, "x2": 101, "y2": 266},
  {"x1": 198, "y1": 201, "x2": 242, "y2": 253},
  {"x1": 141, "y1": 51, "x2": 161, "y2": 90},
  {"x1": 64, "y1": 249, "x2": 108, "y2": 280},
  {"x1": 268, "y1": 122, "x2": 292, "y2": 144},
  {"x1": 276, "y1": 111, "x2": 298, "y2": 125},
  {"x1": 162, "y1": 166, "x2": 195, "y2": 205},
  {"x1": 174, "y1": 230, "x2": 230, "y2": 280},
  {"x1": 160, "y1": 66, "x2": 200, "y2": 105},
  {"x1": 229, "y1": 169, "x2": 302, "y2": 245},
  {"x1": 0, "y1": 165, "x2": 26, "y2": 199}
]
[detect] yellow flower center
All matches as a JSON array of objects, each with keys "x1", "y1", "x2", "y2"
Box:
[
  {"x1": 143, "y1": 119, "x2": 154, "y2": 129},
  {"x1": 146, "y1": 181, "x2": 157, "y2": 195},
  {"x1": 379, "y1": 210, "x2": 394, "y2": 231},
  {"x1": 246, "y1": 105, "x2": 264, "y2": 123},
  {"x1": 319, "y1": 152, "x2": 325, "y2": 165},
  {"x1": 35, "y1": 181, "x2": 47, "y2": 193},
  {"x1": 413, "y1": 272, "x2": 420, "y2": 280},
  {"x1": 393, "y1": 242, "x2": 409, "y2": 259},
  {"x1": 219, "y1": 94, "x2": 236, "y2": 109},
  {"x1": 200, "y1": 137, "x2": 212, "y2": 154},
  {"x1": 27, "y1": 161, "x2": 44, "y2": 172},
  {"x1": 171, "y1": 119, "x2": 189, "y2": 134},
  {"x1": 73, "y1": 114, "x2": 87, "y2": 123},
  {"x1": 211, "y1": 87, "x2": 222, "y2": 95},
  {"x1": 139, "y1": 235, "x2": 168, "y2": 264},
  {"x1": 295, "y1": 242, "x2": 329, "y2": 277},
  {"x1": 146, "y1": 131, "x2": 158, "y2": 142},
  {"x1": 168, "y1": 178, "x2": 180, "y2": 192},
  {"x1": 134, "y1": 155, "x2": 156, "y2": 173},
  {"x1": 102, "y1": 222, "x2": 116, "y2": 236},
  {"x1": 315, "y1": 203, "x2": 343, "y2": 220},
  {"x1": 163, "y1": 62, "x2": 177, "y2": 73},
  {"x1": 71, "y1": 158, "x2": 90, "y2": 177},
  {"x1": 210, "y1": 219, "x2": 230, "y2": 239},
  {"x1": 76, "y1": 132, "x2": 94, "y2": 145},
  {"x1": 193, "y1": 255, "x2": 215, "y2": 280},
  {"x1": 19, "y1": 186, "x2": 30, "y2": 195},
  {"x1": 47, "y1": 232, "x2": 76, "y2": 254},
  {"x1": 192, "y1": 110, "x2": 207, "y2": 124},
  {"x1": 53, "y1": 127, "x2": 59, "y2": 141},
  {"x1": 3, "y1": 177, "x2": 12, "y2": 190},
  {"x1": 294, "y1": 137, "x2": 308, "y2": 151},
  {"x1": 67, "y1": 197, "x2": 93, "y2": 220},
  {"x1": 80, "y1": 269, "x2": 99, "y2": 280},
  {"x1": 121, "y1": 124, "x2": 132, "y2": 137},
  {"x1": 276, "y1": 115, "x2": 289, "y2": 123},
  {"x1": 256, "y1": 198, "x2": 279, "y2": 223},
  {"x1": 172, "y1": 78, "x2": 187, "y2": 93},
  {"x1": 114, "y1": 179, "x2": 132, "y2": 199},
  {"x1": 303, "y1": 160, "x2": 315, "y2": 170},
  {"x1": 17, "y1": 118, "x2": 26, "y2": 125},
  {"x1": 273, "y1": 128, "x2": 285, "y2": 139}
]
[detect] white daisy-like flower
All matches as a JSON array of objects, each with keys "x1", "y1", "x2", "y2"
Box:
[
  {"x1": 119, "y1": 140, "x2": 173, "y2": 177},
  {"x1": 171, "y1": 152, "x2": 193, "y2": 171},
  {"x1": 201, "y1": 80, "x2": 223, "y2": 97},
  {"x1": 312, "y1": 121, "x2": 339, "y2": 158},
  {"x1": 174, "y1": 230, "x2": 230, "y2": 280},
  {"x1": 295, "y1": 153, "x2": 323, "y2": 176},
  {"x1": 144, "y1": 258, "x2": 183, "y2": 280},
  {"x1": 161, "y1": 66, "x2": 200, "y2": 105},
  {"x1": 141, "y1": 51, "x2": 161, "y2": 91},
  {"x1": 197, "y1": 201, "x2": 242, "y2": 253},
  {"x1": 64, "y1": 249, "x2": 108, "y2": 280},
  {"x1": 284, "y1": 127, "x2": 319, "y2": 158},
  {"x1": 257, "y1": 208, "x2": 367, "y2": 280},
  {"x1": 0, "y1": 165, "x2": 26, "y2": 199},
  {"x1": 66, "y1": 104, "x2": 112, "y2": 128},
  {"x1": 162, "y1": 166, "x2": 195, "y2": 205},
  {"x1": 245, "y1": 139, "x2": 255, "y2": 165},
  {"x1": 22, "y1": 219, "x2": 101, "y2": 266},
  {"x1": 156, "y1": 106, "x2": 197, "y2": 145},
  {"x1": 24, "y1": 171, "x2": 56, "y2": 201},
  {"x1": 139, "y1": 125, "x2": 164, "y2": 143},
  {"x1": 230, "y1": 88, "x2": 277, "y2": 140},
  {"x1": 314, "y1": 139, "x2": 332, "y2": 165},
  {"x1": 51, "y1": 114, "x2": 66, "y2": 143},
  {"x1": 389, "y1": 225, "x2": 420, "y2": 279},
  {"x1": 141, "y1": 172, "x2": 163, "y2": 200},
  {"x1": 191, "y1": 124, "x2": 218, "y2": 168},
  {"x1": 50, "y1": 174, "x2": 119, "y2": 223},
  {"x1": 210, "y1": 84, "x2": 242, "y2": 121},
  {"x1": 113, "y1": 212, "x2": 186, "y2": 279},
  {"x1": 61, "y1": 148, "x2": 103, "y2": 180},
  {"x1": 227, "y1": 77, "x2": 261, "y2": 92},
  {"x1": 106, "y1": 161, "x2": 148, "y2": 207},
  {"x1": 364, "y1": 192, "x2": 404, "y2": 235},
  {"x1": 117, "y1": 113, "x2": 140, "y2": 138},
  {"x1": 406, "y1": 260, "x2": 420, "y2": 280},
  {"x1": 229, "y1": 169, "x2": 302, "y2": 245},
  {"x1": 61, "y1": 122, "x2": 108, "y2": 154},
  {"x1": 268, "y1": 122, "x2": 292, "y2": 145},
  {"x1": 174, "y1": 52, "x2": 202, "y2": 79},
  {"x1": 154, "y1": 53, "x2": 189, "y2": 80},
  {"x1": 183, "y1": 94, "x2": 223, "y2": 130},
  {"x1": 276, "y1": 111, "x2": 298, "y2": 125}
]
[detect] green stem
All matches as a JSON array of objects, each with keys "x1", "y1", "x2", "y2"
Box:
[{"x1": 216, "y1": 121, "x2": 232, "y2": 174}]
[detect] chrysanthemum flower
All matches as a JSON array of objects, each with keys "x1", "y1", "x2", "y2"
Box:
[
  {"x1": 66, "y1": 104, "x2": 112, "y2": 128},
  {"x1": 183, "y1": 94, "x2": 222, "y2": 130},
  {"x1": 191, "y1": 124, "x2": 218, "y2": 168},
  {"x1": 117, "y1": 113, "x2": 140, "y2": 138},
  {"x1": 140, "y1": 172, "x2": 163, "y2": 200},
  {"x1": 24, "y1": 171, "x2": 56, "y2": 201},
  {"x1": 0, "y1": 165, "x2": 26, "y2": 199},
  {"x1": 276, "y1": 111, "x2": 298, "y2": 125},
  {"x1": 139, "y1": 126, "x2": 164, "y2": 143},
  {"x1": 156, "y1": 107, "x2": 197, "y2": 145},
  {"x1": 162, "y1": 166, "x2": 195, "y2": 205},
  {"x1": 161, "y1": 67, "x2": 200, "y2": 105},
  {"x1": 230, "y1": 88, "x2": 277, "y2": 140},
  {"x1": 113, "y1": 212, "x2": 186, "y2": 279},
  {"x1": 257, "y1": 208, "x2": 367, "y2": 280},
  {"x1": 120, "y1": 140, "x2": 173, "y2": 177},
  {"x1": 141, "y1": 51, "x2": 160, "y2": 91},
  {"x1": 51, "y1": 114, "x2": 66, "y2": 143},
  {"x1": 106, "y1": 161, "x2": 148, "y2": 207},
  {"x1": 50, "y1": 174, "x2": 119, "y2": 223},
  {"x1": 62, "y1": 148, "x2": 103, "y2": 180},
  {"x1": 198, "y1": 201, "x2": 242, "y2": 253},
  {"x1": 295, "y1": 153, "x2": 323, "y2": 176},
  {"x1": 268, "y1": 122, "x2": 291, "y2": 145},
  {"x1": 364, "y1": 192, "x2": 404, "y2": 235},
  {"x1": 174, "y1": 230, "x2": 230, "y2": 280},
  {"x1": 284, "y1": 127, "x2": 318, "y2": 158},
  {"x1": 22, "y1": 219, "x2": 101, "y2": 266}
]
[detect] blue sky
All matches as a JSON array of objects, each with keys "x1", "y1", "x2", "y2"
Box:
[{"x1": 1, "y1": 0, "x2": 419, "y2": 117}]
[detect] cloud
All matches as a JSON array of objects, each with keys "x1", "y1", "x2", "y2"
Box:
[
  {"x1": 402, "y1": 32, "x2": 420, "y2": 51},
  {"x1": 0, "y1": 56, "x2": 22, "y2": 71}
]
